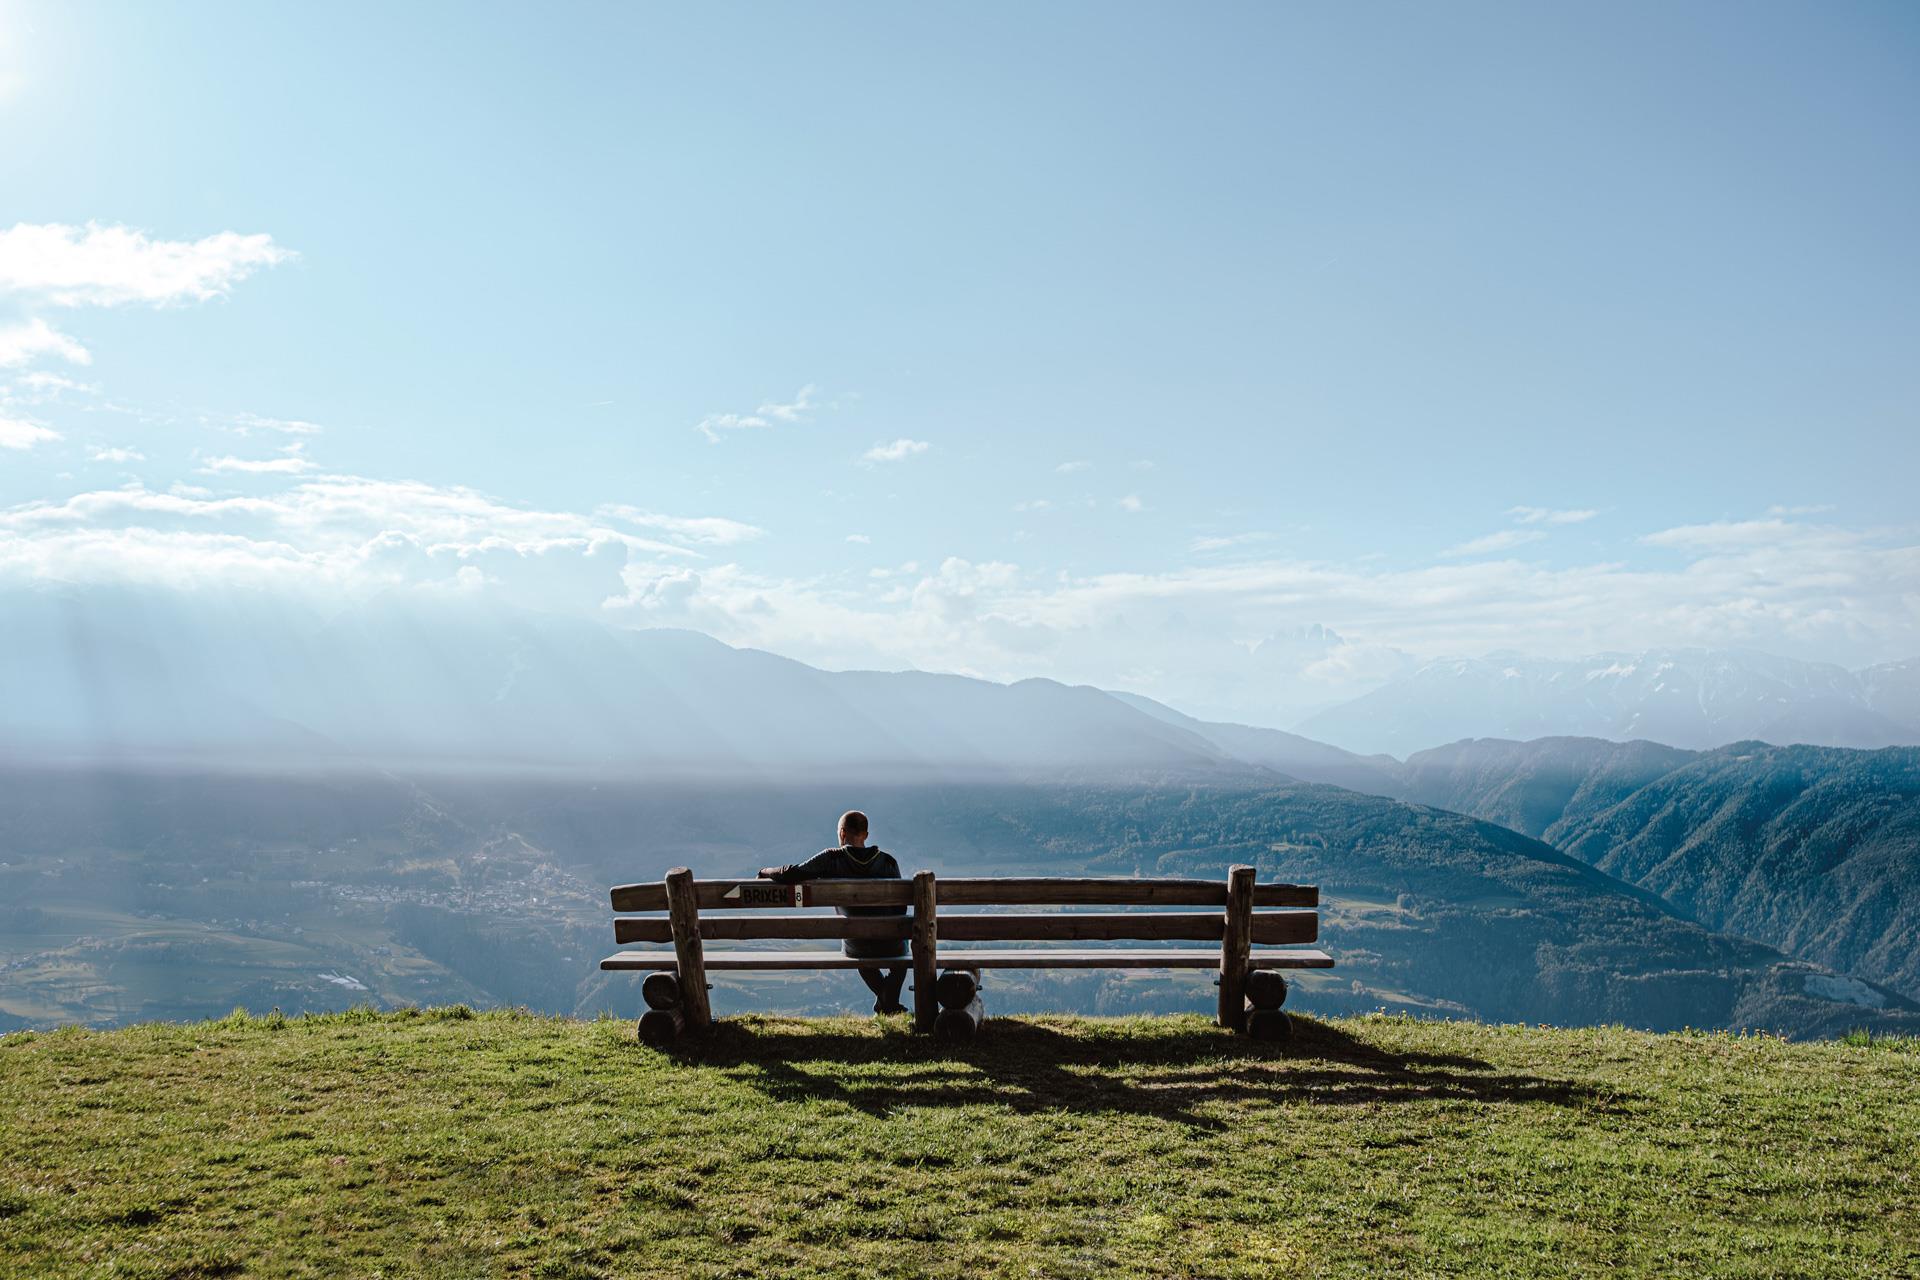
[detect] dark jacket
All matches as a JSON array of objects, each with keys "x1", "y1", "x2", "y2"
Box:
[{"x1": 761, "y1": 845, "x2": 905, "y2": 960}]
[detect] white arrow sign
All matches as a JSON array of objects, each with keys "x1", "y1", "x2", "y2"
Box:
[{"x1": 722, "y1": 882, "x2": 807, "y2": 907}]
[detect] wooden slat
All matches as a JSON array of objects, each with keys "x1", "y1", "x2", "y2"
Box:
[
  {"x1": 945, "y1": 948, "x2": 1335, "y2": 970},
  {"x1": 611, "y1": 879, "x2": 913, "y2": 912},
  {"x1": 600, "y1": 949, "x2": 915, "y2": 971},
  {"x1": 600, "y1": 947, "x2": 1334, "y2": 971},
  {"x1": 609, "y1": 877, "x2": 1317, "y2": 912},
  {"x1": 938, "y1": 912, "x2": 1221, "y2": 941},
  {"x1": 1249, "y1": 911, "x2": 1319, "y2": 946},
  {"x1": 616, "y1": 909, "x2": 1314, "y2": 944},
  {"x1": 933, "y1": 878, "x2": 1317, "y2": 907},
  {"x1": 931, "y1": 910, "x2": 1315, "y2": 944},
  {"x1": 615, "y1": 914, "x2": 911, "y2": 944}
]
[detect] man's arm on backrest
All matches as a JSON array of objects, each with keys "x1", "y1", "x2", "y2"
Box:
[{"x1": 757, "y1": 849, "x2": 837, "y2": 884}]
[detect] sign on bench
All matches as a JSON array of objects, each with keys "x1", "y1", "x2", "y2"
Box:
[{"x1": 600, "y1": 866, "x2": 1332, "y2": 1046}]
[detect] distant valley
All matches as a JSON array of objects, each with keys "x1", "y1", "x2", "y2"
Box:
[{"x1": 3, "y1": 767, "x2": 1915, "y2": 1040}]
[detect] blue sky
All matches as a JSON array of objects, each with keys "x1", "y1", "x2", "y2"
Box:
[{"x1": 1, "y1": 2, "x2": 1916, "y2": 723}]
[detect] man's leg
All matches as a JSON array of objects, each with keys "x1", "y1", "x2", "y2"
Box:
[{"x1": 857, "y1": 966, "x2": 908, "y2": 1015}]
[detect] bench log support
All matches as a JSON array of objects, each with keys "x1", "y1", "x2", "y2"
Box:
[
  {"x1": 664, "y1": 866, "x2": 713, "y2": 1033},
  {"x1": 1246, "y1": 1008, "x2": 1292, "y2": 1043},
  {"x1": 911, "y1": 870, "x2": 938, "y2": 1034},
  {"x1": 1217, "y1": 864, "x2": 1254, "y2": 1031},
  {"x1": 933, "y1": 968, "x2": 984, "y2": 1042},
  {"x1": 638, "y1": 1007, "x2": 685, "y2": 1048},
  {"x1": 1243, "y1": 968, "x2": 1287, "y2": 1010},
  {"x1": 935, "y1": 993, "x2": 985, "y2": 1043},
  {"x1": 641, "y1": 971, "x2": 681, "y2": 1012},
  {"x1": 934, "y1": 968, "x2": 979, "y2": 1008}
]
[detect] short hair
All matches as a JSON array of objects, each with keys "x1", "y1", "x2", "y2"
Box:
[{"x1": 839, "y1": 809, "x2": 869, "y2": 837}]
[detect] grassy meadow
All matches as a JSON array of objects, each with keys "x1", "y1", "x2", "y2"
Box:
[{"x1": 2, "y1": 1009, "x2": 1916, "y2": 1278}]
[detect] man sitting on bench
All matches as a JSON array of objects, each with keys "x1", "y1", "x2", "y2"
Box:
[{"x1": 757, "y1": 809, "x2": 909, "y2": 1016}]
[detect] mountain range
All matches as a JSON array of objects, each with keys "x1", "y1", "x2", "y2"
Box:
[
  {"x1": 1295, "y1": 650, "x2": 1920, "y2": 755},
  {"x1": 7, "y1": 587, "x2": 1912, "y2": 775},
  {"x1": 7, "y1": 584, "x2": 1915, "y2": 771},
  {"x1": 2, "y1": 586, "x2": 1244, "y2": 779}
]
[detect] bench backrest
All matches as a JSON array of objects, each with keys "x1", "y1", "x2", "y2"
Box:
[{"x1": 609, "y1": 875, "x2": 1317, "y2": 944}]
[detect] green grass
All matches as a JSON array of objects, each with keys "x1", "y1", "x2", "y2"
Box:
[{"x1": 2, "y1": 1009, "x2": 1917, "y2": 1279}]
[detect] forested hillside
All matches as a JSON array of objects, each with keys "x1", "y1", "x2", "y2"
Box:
[
  {"x1": 1393, "y1": 739, "x2": 1920, "y2": 1001},
  {"x1": 1395, "y1": 737, "x2": 1697, "y2": 839},
  {"x1": 1554, "y1": 745, "x2": 1920, "y2": 1001}
]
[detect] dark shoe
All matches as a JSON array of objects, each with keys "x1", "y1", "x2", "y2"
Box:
[{"x1": 873, "y1": 1000, "x2": 908, "y2": 1016}]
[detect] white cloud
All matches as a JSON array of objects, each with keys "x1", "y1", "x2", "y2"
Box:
[
  {"x1": 200, "y1": 455, "x2": 316, "y2": 475},
  {"x1": 0, "y1": 318, "x2": 90, "y2": 368},
  {"x1": 1190, "y1": 532, "x2": 1269, "y2": 553},
  {"x1": 230, "y1": 412, "x2": 324, "y2": 437},
  {"x1": 1013, "y1": 499, "x2": 1052, "y2": 513},
  {"x1": 0, "y1": 415, "x2": 60, "y2": 450},
  {"x1": 696, "y1": 412, "x2": 766, "y2": 441},
  {"x1": 597, "y1": 505, "x2": 764, "y2": 547},
  {"x1": 1508, "y1": 505, "x2": 1598, "y2": 525},
  {"x1": 1639, "y1": 518, "x2": 1834, "y2": 553},
  {"x1": 200, "y1": 442, "x2": 318, "y2": 475},
  {"x1": 1055, "y1": 460, "x2": 1090, "y2": 474},
  {"x1": 845, "y1": 534, "x2": 871, "y2": 544},
  {"x1": 697, "y1": 384, "x2": 817, "y2": 442},
  {"x1": 756, "y1": 385, "x2": 816, "y2": 423},
  {"x1": 11, "y1": 371, "x2": 96, "y2": 398},
  {"x1": 89, "y1": 445, "x2": 145, "y2": 463},
  {"x1": 0, "y1": 476, "x2": 706, "y2": 614},
  {"x1": 862, "y1": 438, "x2": 930, "y2": 464},
  {"x1": 1441, "y1": 529, "x2": 1546, "y2": 558},
  {"x1": 0, "y1": 222, "x2": 294, "y2": 307},
  {"x1": 1118, "y1": 494, "x2": 1144, "y2": 513},
  {"x1": 1767, "y1": 503, "x2": 1835, "y2": 517}
]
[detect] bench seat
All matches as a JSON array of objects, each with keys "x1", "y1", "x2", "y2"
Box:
[{"x1": 599, "y1": 947, "x2": 1334, "y2": 972}]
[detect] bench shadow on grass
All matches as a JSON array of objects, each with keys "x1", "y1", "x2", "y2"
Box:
[{"x1": 660, "y1": 1016, "x2": 1628, "y2": 1130}]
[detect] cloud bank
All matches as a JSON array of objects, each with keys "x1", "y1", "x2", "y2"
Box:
[{"x1": 7, "y1": 468, "x2": 1910, "y2": 726}]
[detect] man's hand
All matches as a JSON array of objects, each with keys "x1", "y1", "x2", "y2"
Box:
[{"x1": 756, "y1": 867, "x2": 781, "y2": 880}]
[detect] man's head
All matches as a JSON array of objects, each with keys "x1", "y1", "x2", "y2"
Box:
[{"x1": 838, "y1": 809, "x2": 869, "y2": 848}]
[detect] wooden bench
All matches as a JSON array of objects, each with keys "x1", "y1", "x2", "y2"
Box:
[{"x1": 600, "y1": 865, "x2": 1332, "y2": 1046}]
